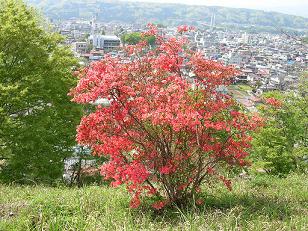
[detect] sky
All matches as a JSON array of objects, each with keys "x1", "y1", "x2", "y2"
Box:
[{"x1": 124, "y1": 0, "x2": 308, "y2": 17}]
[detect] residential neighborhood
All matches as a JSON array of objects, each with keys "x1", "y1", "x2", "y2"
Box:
[
  {"x1": 57, "y1": 18, "x2": 307, "y2": 91},
  {"x1": 54, "y1": 17, "x2": 307, "y2": 111}
]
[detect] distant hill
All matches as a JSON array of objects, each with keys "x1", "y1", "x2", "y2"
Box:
[{"x1": 27, "y1": 0, "x2": 308, "y2": 30}]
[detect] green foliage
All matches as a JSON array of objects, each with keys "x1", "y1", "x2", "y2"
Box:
[
  {"x1": 0, "y1": 0, "x2": 82, "y2": 184},
  {"x1": 121, "y1": 32, "x2": 156, "y2": 46},
  {"x1": 252, "y1": 74, "x2": 308, "y2": 175},
  {"x1": 121, "y1": 32, "x2": 142, "y2": 45},
  {"x1": 0, "y1": 174, "x2": 307, "y2": 230}
]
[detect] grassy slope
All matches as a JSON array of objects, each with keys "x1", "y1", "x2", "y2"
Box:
[{"x1": 0, "y1": 174, "x2": 307, "y2": 231}]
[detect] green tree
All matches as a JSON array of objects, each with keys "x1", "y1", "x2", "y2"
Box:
[
  {"x1": 121, "y1": 32, "x2": 155, "y2": 46},
  {"x1": 252, "y1": 74, "x2": 308, "y2": 175},
  {"x1": 0, "y1": 0, "x2": 82, "y2": 184},
  {"x1": 121, "y1": 32, "x2": 142, "y2": 45}
]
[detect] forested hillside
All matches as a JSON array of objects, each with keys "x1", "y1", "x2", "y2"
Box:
[{"x1": 27, "y1": 0, "x2": 308, "y2": 29}]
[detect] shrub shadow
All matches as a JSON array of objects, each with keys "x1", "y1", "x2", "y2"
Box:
[
  {"x1": 202, "y1": 193, "x2": 295, "y2": 220},
  {"x1": 140, "y1": 193, "x2": 303, "y2": 224}
]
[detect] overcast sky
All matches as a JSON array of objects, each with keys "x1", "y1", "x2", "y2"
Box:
[{"x1": 124, "y1": 0, "x2": 308, "y2": 17}]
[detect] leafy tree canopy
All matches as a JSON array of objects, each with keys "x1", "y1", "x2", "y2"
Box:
[
  {"x1": 252, "y1": 73, "x2": 308, "y2": 175},
  {"x1": 121, "y1": 32, "x2": 156, "y2": 46},
  {"x1": 0, "y1": 0, "x2": 83, "y2": 184}
]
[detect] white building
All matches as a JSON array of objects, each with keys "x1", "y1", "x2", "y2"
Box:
[
  {"x1": 88, "y1": 15, "x2": 121, "y2": 52},
  {"x1": 72, "y1": 42, "x2": 87, "y2": 54},
  {"x1": 239, "y1": 33, "x2": 250, "y2": 44},
  {"x1": 89, "y1": 35, "x2": 121, "y2": 52}
]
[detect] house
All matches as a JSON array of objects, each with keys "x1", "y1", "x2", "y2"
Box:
[{"x1": 72, "y1": 42, "x2": 88, "y2": 54}]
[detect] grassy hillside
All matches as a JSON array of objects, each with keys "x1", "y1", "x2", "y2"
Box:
[
  {"x1": 27, "y1": 0, "x2": 308, "y2": 30},
  {"x1": 1, "y1": 174, "x2": 307, "y2": 230}
]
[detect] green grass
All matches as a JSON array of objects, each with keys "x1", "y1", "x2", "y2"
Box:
[
  {"x1": 228, "y1": 84, "x2": 253, "y2": 92},
  {"x1": 0, "y1": 174, "x2": 307, "y2": 230},
  {"x1": 237, "y1": 84, "x2": 253, "y2": 91}
]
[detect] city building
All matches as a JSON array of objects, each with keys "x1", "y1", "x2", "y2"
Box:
[{"x1": 89, "y1": 35, "x2": 121, "y2": 52}]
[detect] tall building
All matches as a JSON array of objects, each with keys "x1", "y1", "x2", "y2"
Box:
[
  {"x1": 89, "y1": 35, "x2": 121, "y2": 52},
  {"x1": 89, "y1": 14, "x2": 120, "y2": 52},
  {"x1": 241, "y1": 32, "x2": 250, "y2": 44},
  {"x1": 210, "y1": 13, "x2": 216, "y2": 29}
]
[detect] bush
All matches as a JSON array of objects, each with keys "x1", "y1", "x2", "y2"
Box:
[
  {"x1": 251, "y1": 79, "x2": 308, "y2": 176},
  {"x1": 70, "y1": 24, "x2": 262, "y2": 209}
]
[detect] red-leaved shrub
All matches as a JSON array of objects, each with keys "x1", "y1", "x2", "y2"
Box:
[{"x1": 70, "y1": 24, "x2": 261, "y2": 209}]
